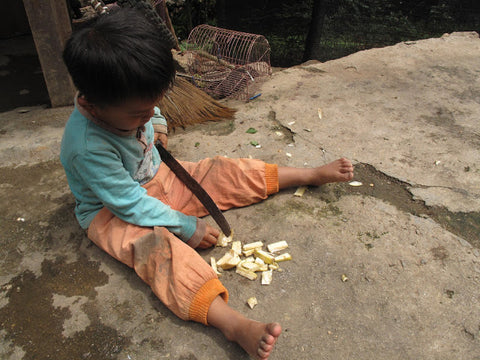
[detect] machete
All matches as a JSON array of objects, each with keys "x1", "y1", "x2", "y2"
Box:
[{"x1": 155, "y1": 141, "x2": 232, "y2": 237}]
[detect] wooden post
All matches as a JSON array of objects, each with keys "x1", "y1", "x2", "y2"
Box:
[{"x1": 23, "y1": 0, "x2": 76, "y2": 107}]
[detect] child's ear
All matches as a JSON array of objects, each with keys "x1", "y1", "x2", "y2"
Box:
[{"x1": 78, "y1": 96, "x2": 99, "y2": 117}]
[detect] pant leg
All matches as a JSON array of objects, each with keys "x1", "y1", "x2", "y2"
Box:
[
  {"x1": 87, "y1": 207, "x2": 228, "y2": 326},
  {"x1": 156, "y1": 156, "x2": 279, "y2": 217}
]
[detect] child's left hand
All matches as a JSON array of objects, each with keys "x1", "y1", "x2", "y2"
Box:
[
  {"x1": 197, "y1": 224, "x2": 220, "y2": 249},
  {"x1": 154, "y1": 132, "x2": 168, "y2": 149}
]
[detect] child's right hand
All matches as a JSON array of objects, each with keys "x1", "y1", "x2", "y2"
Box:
[{"x1": 196, "y1": 224, "x2": 220, "y2": 249}]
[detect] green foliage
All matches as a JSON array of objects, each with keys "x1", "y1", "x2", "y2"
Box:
[
  {"x1": 168, "y1": 0, "x2": 480, "y2": 66},
  {"x1": 167, "y1": 0, "x2": 217, "y2": 41},
  {"x1": 267, "y1": 34, "x2": 305, "y2": 67}
]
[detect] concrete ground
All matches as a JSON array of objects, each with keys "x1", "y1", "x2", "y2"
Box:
[{"x1": 1, "y1": 32, "x2": 479, "y2": 360}]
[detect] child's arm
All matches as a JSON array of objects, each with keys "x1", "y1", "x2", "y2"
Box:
[
  {"x1": 152, "y1": 106, "x2": 168, "y2": 148},
  {"x1": 72, "y1": 149, "x2": 202, "y2": 246}
]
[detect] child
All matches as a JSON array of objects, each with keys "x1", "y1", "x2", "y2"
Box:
[{"x1": 60, "y1": 9, "x2": 353, "y2": 359}]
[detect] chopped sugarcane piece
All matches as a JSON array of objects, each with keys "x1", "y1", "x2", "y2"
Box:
[
  {"x1": 274, "y1": 253, "x2": 292, "y2": 262},
  {"x1": 269, "y1": 262, "x2": 280, "y2": 271},
  {"x1": 261, "y1": 270, "x2": 273, "y2": 285},
  {"x1": 294, "y1": 186, "x2": 307, "y2": 197},
  {"x1": 243, "y1": 241, "x2": 264, "y2": 251},
  {"x1": 231, "y1": 241, "x2": 242, "y2": 256},
  {"x1": 257, "y1": 264, "x2": 269, "y2": 272},
  {"x1": 255, "y1": 257, "x2": 265, "y2": 266},
  {"x1": 217, "y1": 230, "x2": 234, "y2": 247},
  {"x1": 267, "y1": 241, "x2": 289, "y2": 253},
  {"x1": 254, "y1": 249, "x2": 275, "y2": 264},
  {"x1": 217, "y1": 250, "x2": 241, "y2": 270},
  {"x1": 243, "y1": 249, "x2": 255, "y2": 257},
  {"x1": 241, "y1": 262, "x2": 260, "y2": 271},
  {"x1": 236, "y1": 267, "x2": 258, "y2": 280},
  {"x1": 239, "y1": 261, "x2": 267, "y2": 272}
]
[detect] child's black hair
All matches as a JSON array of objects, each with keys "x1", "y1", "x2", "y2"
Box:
[{"x1": 63, "y1": 8, "x2": 175, "y2": 106}]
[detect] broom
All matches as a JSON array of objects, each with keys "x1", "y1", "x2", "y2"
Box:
[{"x1": 159, "y1": 77, "x2": 237, "y2": 131}]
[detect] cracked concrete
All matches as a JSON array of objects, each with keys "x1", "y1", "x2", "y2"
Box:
[
  {"x1": 250, "y1": 32, "x2": 480, "y2": 213},
  {"x1": 1, "y1": 32, "x2": 480, "y2": 359}
]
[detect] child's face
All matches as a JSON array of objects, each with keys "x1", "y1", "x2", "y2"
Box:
[{"x1": 89, "y1": 96, "x2": 162, "y2": 131}]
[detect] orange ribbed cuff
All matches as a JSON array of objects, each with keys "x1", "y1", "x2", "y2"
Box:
[
  {"x1": 265, "y1": 163, "x2": 279, "y2": 195},
  {"x1": 188, "y1": 278, "x2": 229, "y2": 325}
]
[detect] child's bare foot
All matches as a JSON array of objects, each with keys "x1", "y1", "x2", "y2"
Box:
[
  {"x1": 227, "y1": 320, "x2": 282, "y2": 359},
  {"x1": 278, "y1": 158, "x2": 354, "y2": 189},
  {"x1": 207, "y1": 297, "x2": 281, "y2": 359},
  {"x1": 310, "y1": 157, "x2": 354, "y2": 185}
]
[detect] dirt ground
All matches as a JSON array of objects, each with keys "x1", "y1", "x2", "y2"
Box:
[{"x1": 0, "y1": 32, "x2": 479, "y2": 360}]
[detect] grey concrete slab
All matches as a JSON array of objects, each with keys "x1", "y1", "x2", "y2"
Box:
[{"x1": 0, "y1": 32, "x2": 479, "y2": 360}]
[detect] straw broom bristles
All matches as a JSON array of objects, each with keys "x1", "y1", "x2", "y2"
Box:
[{"x1": 159, "y1": 77, "x2": 237, "y2": 131}]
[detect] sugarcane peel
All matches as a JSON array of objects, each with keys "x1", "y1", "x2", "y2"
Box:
[
  {"x1": 210, "y1": 257, "x2": 221, "y2": 275},
  {"x1": 349, "y1": 181, "x2": 363, "y2": 187},
  {"x1": 247, "y1": 297, "x2": 258, "y2": 309}
]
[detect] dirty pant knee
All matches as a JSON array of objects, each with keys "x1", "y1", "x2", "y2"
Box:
[
  {"x1": 132, "y1": 226, "x2": 228, "y2": 325},
  {"x1": 87, "y1": 203, "x2": 229, "y2": 325}
]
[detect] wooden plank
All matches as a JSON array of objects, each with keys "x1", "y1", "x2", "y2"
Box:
[
  {"x1": 23, "y1": 0, "x2": 75, "y2": 107},
  {"x1": 154, "y1": 1, "x2": 180, "y2": 50}
]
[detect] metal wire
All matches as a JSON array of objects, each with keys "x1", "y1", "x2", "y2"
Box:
[{"x1": 185, "y1": 24, "x2": 271, "y2": 100}]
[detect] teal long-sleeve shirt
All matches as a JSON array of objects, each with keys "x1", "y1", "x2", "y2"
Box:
[{"x1": 60, "y1": 106, "x2": 197, "y2": 242}]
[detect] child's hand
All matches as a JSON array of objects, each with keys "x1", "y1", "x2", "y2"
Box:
[
  {"x1": 196, "y1": 224, "x2": 220, "y2": 249},
  {"x1": 154, "y1": 133, "x2": 168, "y2": 149}
]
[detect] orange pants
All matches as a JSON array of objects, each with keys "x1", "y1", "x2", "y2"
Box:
[{"x1": 87, "y1": 156, "x2": 279, "y2": 325}]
